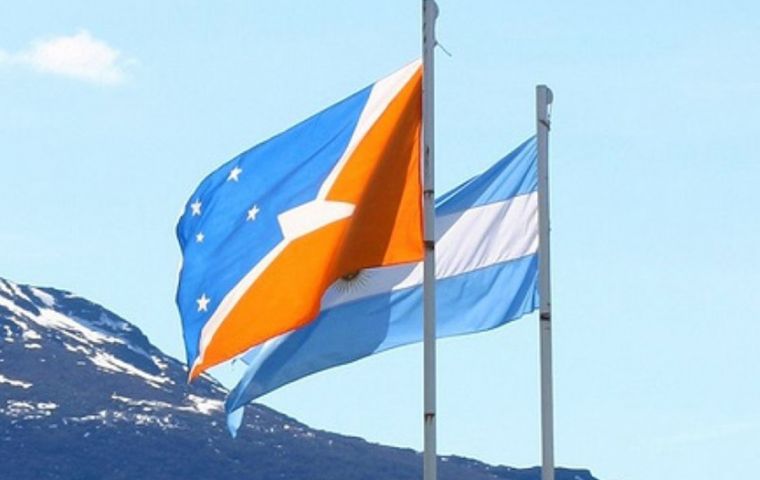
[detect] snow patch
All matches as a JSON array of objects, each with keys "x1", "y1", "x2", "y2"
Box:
[
  {"x1": 68, "y1": 408, "x2": 179, "y2": 429},
  {"x1": 186, "y1": 394, "x2": 223, "y2": 415},
  {"x1": 63, "y1": 343, "x2": 91, "y2": 355},
  {"x1": 32, "y1": 306, "x2": 117, "y2": 344},
  {"x1": 7, "y1": 281, "x2": 32, "y2": 302},
  {"x1": 111, "y1": 393, "x2": 222, "y2": 416},
  {"x1": 90, "y1": 351, "x2": 170, "y2": 388},
  {"x1": 0, "y1": 295, "x2": 120, "y2": 346},
  {"x1": 111, "y1": 394, "x2": 174, "y2": 410},
  {"x1": 124, "y1": 412, "x2": 176, "y2": 428},
  {"x1": 0, "y1": 374, "x2": 32, "y2": 389},
  {"x1": 31, "y1": 287, "x2": 56, "y2": 307},
  {"x1": 4, "y1": 313, "x2": 29, "y2": 330},
  {"x1": 69, "y1": 410, "x2": 108, "y2": 423},
  {"x1": 24, "y1": 343, "x2": 42, "y2": 349},
  {"x1": 152, "y1": 355, "x2": 170, "y2": 371},
  {"x1": 21, "y1": 328, "x2": 41, "y2": 341},
  {"x1": 2, "y1": 314, "x2": 43, "y2": 346},
  {"x1": 2, "y1": 400, "x2": 57, "y2": 419},
  {"x1": 5, "y1": 316, "x2": 29, "y2": 333}
]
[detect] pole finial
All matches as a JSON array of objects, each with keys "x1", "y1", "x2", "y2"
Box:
[
  {"x1": 537, "y1": 85, "x2": 553, "y2": 127},
  {"x1": 426, "y1": 0, "x2": 440, "y2": 19}
]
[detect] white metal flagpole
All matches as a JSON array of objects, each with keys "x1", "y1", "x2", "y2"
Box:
[
  {"x1": 536, "y1": 84, "x2": 555, "y2": 480},
  {"x1": 422, "y1": 1, "x2": 438, "y2": 480}
]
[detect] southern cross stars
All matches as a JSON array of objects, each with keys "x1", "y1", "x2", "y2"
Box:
[
  {"x1": 190, "y1": 199, "x2": 202, "y2": 216},
  {"x1": 247, "y1": 204, "x2": 260, "y2": 221},
  {"x1": 189, "y1": 168, "x2": 259, "y2": 317},
  {"x1": 196, "y1": 294, "x2": 210, "y2": 312},
  {"x1": 228, "y1": 166, "x2": 243, "y2": 182}
]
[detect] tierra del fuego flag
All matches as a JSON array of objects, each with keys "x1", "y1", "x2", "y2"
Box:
[{"x1": 176, "y1": 61, "x2": 423, "y2": 378}]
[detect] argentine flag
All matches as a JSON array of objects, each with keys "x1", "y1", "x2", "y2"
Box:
[{"x1": 226, "y1": 137, "x2": 540, "y2": 432}]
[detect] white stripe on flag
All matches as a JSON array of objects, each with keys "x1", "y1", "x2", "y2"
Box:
[{"x1": 320, "y1": 191, "x2": 538, "y2": 310}]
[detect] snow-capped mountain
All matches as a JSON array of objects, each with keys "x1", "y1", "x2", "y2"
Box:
[{"x1": 0, "y1": 277, "x2": 598, "y2": 480}]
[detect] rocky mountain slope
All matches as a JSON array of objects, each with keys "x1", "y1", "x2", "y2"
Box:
[{"x1": 0, "y1": 277, "x2": 597, "y2": 480}]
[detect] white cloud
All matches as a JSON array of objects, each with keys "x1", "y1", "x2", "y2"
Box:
[{"x1": 0, "y1": 30, "x2": 134, "y2": 85}]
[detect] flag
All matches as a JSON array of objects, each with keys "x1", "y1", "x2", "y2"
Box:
[
  {"x1": 225, "y1": 137, "x2": 540, "y2": 432},
  {"x1": 176, "y1": 61, "x2": 424, "y2": 379}
]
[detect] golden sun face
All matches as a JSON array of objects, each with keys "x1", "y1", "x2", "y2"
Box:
[
  {"x1": 341, "y1": 271, "x2": 360, "y2": 281},
  {"x1": 334, "y1": 270, "x2": 370, "y2": 293}
]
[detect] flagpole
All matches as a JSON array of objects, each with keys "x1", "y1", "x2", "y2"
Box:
[
  {"x1": 536, "y1": 85, "x2": 555, "y2": 480},
  {"x1": 422, "y1": 1, "x2": 438, "y2": 480}
]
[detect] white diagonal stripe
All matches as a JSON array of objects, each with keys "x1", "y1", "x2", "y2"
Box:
[{"x1": 316, "y1": 60, "x2": 421, "y2": 199}]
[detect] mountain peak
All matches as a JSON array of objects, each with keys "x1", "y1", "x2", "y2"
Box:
[{"x1": 1, "y1": 277, "x2": 143, "y2": 345}]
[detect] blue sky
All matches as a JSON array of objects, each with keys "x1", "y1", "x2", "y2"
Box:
[{"x1": 2, "y1": 1, "x2": 759, "y2": 479}]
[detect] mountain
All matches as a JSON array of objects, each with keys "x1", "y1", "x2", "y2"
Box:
[{"x1": 0, "y1": 276, "x2": 597, "y2": 480}]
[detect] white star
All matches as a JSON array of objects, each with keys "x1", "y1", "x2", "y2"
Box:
[
  {"x1": 196, "y1": 294, "x2": 210, "y2": 312},
  {"x1": 228, "y1": 166, "x2": 243, "y2": 182},
  {"x1": 190, "y1": 199, "x2": 202, "y2": 216},
  {"x1": 247, "y1": 205, "x2": 260, "y2": 221},
  {"x1": 195, "y1": 232, "x2": 205, "y2": 243}
]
